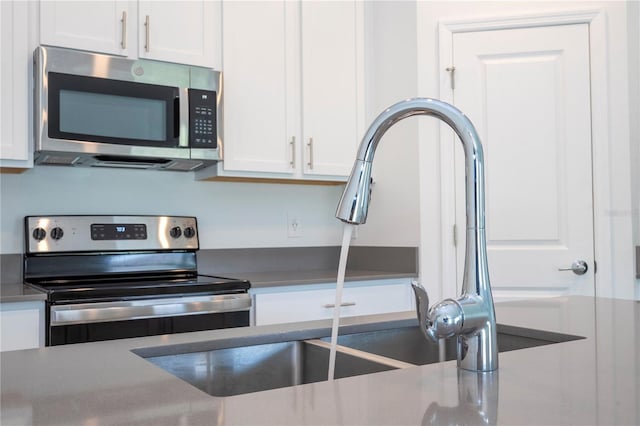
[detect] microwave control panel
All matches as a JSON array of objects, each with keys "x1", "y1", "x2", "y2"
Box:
[{"x1": 189, "y1": 89, "x2": 217, "y2": 149}]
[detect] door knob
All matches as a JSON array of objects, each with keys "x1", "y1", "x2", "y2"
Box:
[{"x1": 558, "y1": 260, "x2": 588, "y2": 275}]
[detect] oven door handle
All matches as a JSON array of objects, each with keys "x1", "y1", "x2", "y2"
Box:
[{"x1": 50, "y1": 293, "x2": 251, "y2": 326}]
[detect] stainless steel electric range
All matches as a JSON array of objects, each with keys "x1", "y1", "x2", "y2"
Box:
[{"x1": 23, "y1": 215, "x2": 251, "y2": 346}]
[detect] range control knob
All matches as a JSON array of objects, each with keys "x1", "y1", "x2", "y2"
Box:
[
  {"x1": 169, "y1": 226, "x2": 182, "y2": 238},
  {"x1": 32, "y1": 227, "x2": 46, "y2": 241},
  {"x1": 183, "y1": 226, "x2": 196, "y2": 239},
  {"x1": 50, "y1": 227, "x2": 64, "y2": 240}
]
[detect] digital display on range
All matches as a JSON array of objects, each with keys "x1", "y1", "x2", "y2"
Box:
[{"x1": 91, "y1": 223, "x2": 147, "y2": 240}]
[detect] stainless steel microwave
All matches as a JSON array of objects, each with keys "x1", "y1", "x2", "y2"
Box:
[{"x1": 34, "y1": 46, "x2": 222, "y2": 171}]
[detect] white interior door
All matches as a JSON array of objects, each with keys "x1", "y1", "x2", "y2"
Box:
[{"x1": 450, "y1": 24, "x2": 594, "y2": 299}]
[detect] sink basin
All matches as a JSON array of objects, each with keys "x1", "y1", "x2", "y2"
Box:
[
  {"x1": 325, "y1": 323, "x2": 584, "y2": 365},
  {"x1": 137, "y1": 322, "x2": 584, "y2": 397},
  {"x1": 143, "y1": 339, "x2": 399, "y2": 397}
]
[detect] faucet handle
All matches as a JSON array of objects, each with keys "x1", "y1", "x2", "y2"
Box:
[
  {"x1": 411, "y1": 281, "x2": 465, "y2": 342},
  {"x1": 411, "y1": 281, "x2": 438, "y2": 342}
]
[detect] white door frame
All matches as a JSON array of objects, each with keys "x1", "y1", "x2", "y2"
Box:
[{"x1": 436, "y1": 8, "x2": 633, "y2": 299}]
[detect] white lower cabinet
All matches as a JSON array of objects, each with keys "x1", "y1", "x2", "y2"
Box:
[
  {"x1": 0, "y1": 301, "x2": 45, "y2": 352},
  {"x1": 251, "y1": 278, "x2": 415, "y2": 326}
]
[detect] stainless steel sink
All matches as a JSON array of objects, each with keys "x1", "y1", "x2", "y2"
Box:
[
  {"x1": 137, "y1": 322, "x2": 584, "y2": 397},
  {"x1": 324, "y1": 324, "x2": 584, "y2": 366},
  {"x1": 143, "y1": 339, "x2": 400, "y2": 397}
]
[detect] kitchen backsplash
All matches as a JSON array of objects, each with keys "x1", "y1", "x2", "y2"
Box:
[
  {"x1": 0, "y1": 247, "x2": 418, "y2": 284},
  {"x1": 196, "y1": 246, "x2": 419, "y2": 275},
  {"x1": 0, "y1": 165, "x2": 345, "y2": 254}
]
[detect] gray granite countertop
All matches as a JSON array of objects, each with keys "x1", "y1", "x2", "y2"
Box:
[
  {"x1": 0, "y1": 270, "x2": 415, "y2": 303},
  {"x1": 1, "y1": 296, "x2": 639, "y2": 425},
  {"x1": 1, "y1": 246, "x2": 418, "y2": 302},
  {"x1": 0, "y1": 281, "x2": 46, "y2": 303},
  {"x1": 237, "y1": 269, "x2": 417, "y2": 288}
]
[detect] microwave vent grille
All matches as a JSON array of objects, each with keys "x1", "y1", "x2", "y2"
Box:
[
  {"x1": 37, "y1": 154, "x2": 82, "y2": 166},
  {"x1": 165, "y1": 161, "x2": 204, "y2": 171}
]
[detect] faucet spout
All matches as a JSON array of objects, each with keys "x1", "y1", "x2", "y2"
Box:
[{"x1": 336, "y1": 98, "x2": 498, "y2": 372}]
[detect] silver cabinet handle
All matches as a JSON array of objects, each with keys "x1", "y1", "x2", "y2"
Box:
[
  {"x1": 307, "y1": 137, "x2": 314, "y2": 170},
  {"x1": 120, "y1": 11, "x2": 127, "y2": 49},
  {"x1": 322, "y1": 302, "x2": 356, "y2": 308},
  {"x1": 558, "y1": 260, "x2": 588, "y2": 275},
  {"x1": 289, "y1": 136, "x2": 296, "y2": 168},
  {"x1": 144, "y1": 15, "x2": 150, "y2": 52}
]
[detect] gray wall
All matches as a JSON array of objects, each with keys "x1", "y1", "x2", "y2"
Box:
[{"x1": 355, "y1": 1, "x2": 420, "y2": 247}]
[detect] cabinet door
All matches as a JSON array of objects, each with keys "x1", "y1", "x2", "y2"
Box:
[
  {"x1": 300, "y1": 1, "x2": 363, "y2": 177},
  {"x1": 0, "y1": 0, "x2": 31, "y2": 166},
  {"x1": 40, "y1": 0, "x2": 130, "y2": 56},
  {"x1": 0, "y1": 302, "x2": 45, "y2": 352},
  {"x1": 219, "y1": 1, "x2": 296, "y2": 175},
  {"x1": 138, "y1": 0, "x2": 220, "y2": 68},
  {"x1": 254, "y1": 280, "x2": 414, "y2": 326}
]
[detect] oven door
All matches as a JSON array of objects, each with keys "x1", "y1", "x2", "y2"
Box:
[{"x1": 47, "y1": 293, "x2": 251, "y2": 346}]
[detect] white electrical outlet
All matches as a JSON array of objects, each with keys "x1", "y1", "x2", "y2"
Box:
[{"x1": 287, "y1": 213, "x2": 303, "y2": 238}]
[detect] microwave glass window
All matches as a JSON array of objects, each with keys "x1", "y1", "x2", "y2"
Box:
[
  {"x1": 59, "y1": 90, "x2": 167, "y2": 141},
  {"x1": 47, "y1": 72, "x2": 179, "y2": 147}
]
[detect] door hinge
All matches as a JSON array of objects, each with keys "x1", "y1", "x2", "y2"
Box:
[
  {"x1": 446, "y1": 66, "x2": 456, "y2": 90},
  {"x1": 453, "y1": 224, "x2": 458, "y2": 247}
]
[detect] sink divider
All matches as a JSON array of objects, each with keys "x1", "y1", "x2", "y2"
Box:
[{"x1": 304, "y1": 339, "x2": 416, "y2": 370}]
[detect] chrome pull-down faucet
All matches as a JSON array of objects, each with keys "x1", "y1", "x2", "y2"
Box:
[{"x1": 335, "y1": 98, "x2": 498, "y2": 372}]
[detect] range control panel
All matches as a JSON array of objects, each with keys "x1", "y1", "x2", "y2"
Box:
[
  {"x1": 25, "y1": 215, "x2": 199, "y2": 253},
  {"x1": 90, "y1": 223, "x2": 148, "y2": 241}
]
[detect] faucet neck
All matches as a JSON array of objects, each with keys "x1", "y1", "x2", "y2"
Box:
[
  {"x1": 337, "y1": 98, "x2": 486, "y2": 233},
  {"x1": 338, "y1": 98, "x2": 490, "y2": 296},
  {"x1": 337, "y1": 98, "x2": 498, "y2": 372}
]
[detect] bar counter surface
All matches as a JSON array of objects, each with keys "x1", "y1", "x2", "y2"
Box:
[{"x1": 1, "y1": 296, "x2": 638, "y2": 425}]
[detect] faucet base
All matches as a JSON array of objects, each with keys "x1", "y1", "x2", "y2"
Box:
[{"x1": 458, "y1": 325, "x2": 499, "y2": 372}]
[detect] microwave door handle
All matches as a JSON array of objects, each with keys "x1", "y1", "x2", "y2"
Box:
[{"x1": 173, "y1": 96, "x2": 180, "y2": 138}]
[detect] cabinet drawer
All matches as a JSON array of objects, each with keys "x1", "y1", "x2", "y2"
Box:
[{"x1": 254, "y1": 280, "x2": 414, "y2": 326}]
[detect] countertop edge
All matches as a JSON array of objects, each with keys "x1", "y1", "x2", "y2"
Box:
[
  {"x1": 0, "y1": 282, "x2": 47, "y2": 303},
  {"x1": 0, "y1": 270, "x2": 417, "y2": 303},
  {"x1": 245, "y1": 270, "x2": 418, "y2": 288}
]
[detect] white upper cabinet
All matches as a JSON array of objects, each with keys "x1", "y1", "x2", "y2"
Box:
[
  {"x1": 137, "y1": 1, "x2": 220, "y2": 68},
  {"x1": 40, "y1": 1, "x2": 221, "y2": 69},
  {"x1": 218, "y1": 1, "x2": 294, "y2": 174},
  {"x1": 204, "y1": 0, "x2": 364, "y2": 182},
  {"x1": 0, "y1": 0, "x2": 32, "y2": 168},
  {"x1": 300, "y1": 1, "x2": 362, "y2": 178},
  {"x1": 40, "y1": 1, "x2": 131, "y2": 56}
]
